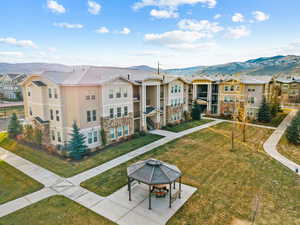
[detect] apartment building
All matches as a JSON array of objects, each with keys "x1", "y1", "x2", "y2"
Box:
[
  {"x1": 21, "y1": 67, "x2": 190, "y2": 149},
  {"x1": 190, "y1": 76, "x2": 271, "y2": 120},
  {"x1": 0, "y1": 73, "x2": 27, "y2": 100},
  {"x1": 273, "y1": 78, "x2": 300, "y2": 105}
]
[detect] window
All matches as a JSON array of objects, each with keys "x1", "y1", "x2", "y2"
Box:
[
  {"x1": 93, "y1": 131, "x2": 98, "y2": 142},
  {"x1": 92, "y1": 110, "x2": 97, "y2": 121},
  {"x1": 28, "y1": 90, "x2": 31, "y2": 96},
  {"x1": 91, "y1": 95, "x2": 96, "y2": 100},
  {"x1": 230, "y1": 86, "x2": 234, "y2": 91},
  {"x1": 29, "y1": 107, "x2": 32, "y2": 116},
  {"x1": 50, "y1": 109, "x2": 54, "y2": 120},
  {"x1": 51, "y1": 130, "x2": 55, "y2": 141},
  {"x1": 248, "y1": 97, "x2": 255, "y2": 104},
  {"x1": 86, "y1": 95, "x2": 90, "y2": 100},
  {"x1": 56, "y1": 110, "x2": 60, "y2": 121},
  {"x1": 117, "y1": 107, "x2": 122, "y2": 118},
  {"x1": 117, "y1": 127, "x2": 123, "y2": 137},
  {"x1": 87, "y1": 111, "x2": 91, "y2": 122},
  {"x1": 48, "y1": 88, "x2": 52, "y2": 98},
  {"x1": 171, "y1": 86, "x2": 174, "y2": 93},
  {"x1": 124, "y1": 125, "x2": 129, "y2": 136},
  {"x1": 110, "y1": 128, "x2": 115, "y2": 139},
  {"x1": 54, "y1": 89, "x2": 58, "y2": 98},
  {"x1": 178, "y1": 86, "x2": 181, "y2": 93},
  {"x1": 110, "y1": 108, "x2": 114, "y2": 119},
  {"x1": 124, "y1": 106, "x2": 128, "y2": 116},
  {"x1": 57, "y1": 132, "x2": 61, "y2": 142},
  {"x1": 116, "y1": 88, "x2": 121, "y2": 98},
  {"x1": 123, "y1": 88, "x2": 128, "y2": 98},
  {"x1": 88, "y1": 132, "x2": 93, "y2": 144},
  {"x1": 224, "y1": 86, "x2": 229, "y2": 92},
  {"x1": 109, "y1": 89, "x2": 114, "y2": 99}
]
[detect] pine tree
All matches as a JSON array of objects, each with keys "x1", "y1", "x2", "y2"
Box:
[
  {"x1": 257, "y1": 98, "x2": 271, "y2": 123},
  {"x1": 191, "y1": 101, "x2": 201, "y2": 120},
  {"x1": 68, "y1": 121, "x2": 88, "y2": 160},
  {"x1": 286, "y1": 111, "x2": 300, "y2": 145},
  {"x1": 7, "y1": 113, "x2": 22, "y2": 139},
  {"x1": 271, "y1": 103, "x2": 279, "y2": 117}
]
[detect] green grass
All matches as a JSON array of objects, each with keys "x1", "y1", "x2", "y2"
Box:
[
  {"x1": 82, "y1": 123, "x2": 300, "y2": 225},
  {"x1": 0, "y1": 196, "x2": 115, "y2": 225},
  {"x1": 278, "y1": 133, "x2": 300, "y2": 166},
  {"x1": 0, "y1": 133, "x2": 162, "y2": 177},
  {"x1": 162, "y1": 119, "x2": 212, "y2": 132},
  {"x1": 0, "y1": 161, "x2": 43, "y2": 204}
]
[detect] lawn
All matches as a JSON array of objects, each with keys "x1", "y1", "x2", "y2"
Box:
[
  {"x1": 0, "y1": 161, "x2": 43, "y2": 204},
  {"x1": 0, "y1": 196, "x2": 115, "y2": 225},
  {"x1": 278, "y1": 133, "x2": 300, "y2": 166},
  {"x1": 82, "y1": 123, "x2": 300, "y2": 225},
  {"x1": 162, "y1": 119, "x2": 212, "y2": 132},
  {"x1": 0, "y1": 133, "x2": 162, "y2": 177}
]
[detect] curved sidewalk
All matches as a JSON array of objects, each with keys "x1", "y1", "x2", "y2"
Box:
[{"x1": 263, "y1": 110, "x2": 300, "y2": 174}]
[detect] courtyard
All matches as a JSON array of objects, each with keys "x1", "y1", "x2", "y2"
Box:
[{"x1": 0, "y1": 115, "x2": 299, "y2": 225}]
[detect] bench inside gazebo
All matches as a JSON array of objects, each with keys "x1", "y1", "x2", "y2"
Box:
[{"x1": 127, "y1": 158, "x2": 182, "y2": 210}]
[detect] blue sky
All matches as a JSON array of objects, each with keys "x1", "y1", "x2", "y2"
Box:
[{"x1": 0, "y1": 0, "x2": 300, "y2": 68}]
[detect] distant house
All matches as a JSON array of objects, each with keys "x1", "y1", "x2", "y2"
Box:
[{"x1": 0, "y1": 73, "x2": 27, "y2": 100}]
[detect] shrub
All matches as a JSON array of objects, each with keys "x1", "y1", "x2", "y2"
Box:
[
  {"x1": 7, "y1": 113, "x2": 22, "y2": 139},
  {"x1": 192, "y1": 101, "x2": 201, "y2": 120},
  {"x1": 101, "y1": 129, "x2": 107, "y2": 146}
]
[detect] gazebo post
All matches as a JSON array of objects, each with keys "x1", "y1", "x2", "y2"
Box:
[
  {"x1": 169, "y1": 183, "x2": 172, "y2": 208},
  {"x1": 179, "y1": 176, "x2": 182, "y2": 199},
  {"x1": 149, "y1": 185, "x2": 152, "y2": 210},
  {"x1": 128, "y1": 177, "x2": 131, "y2": 201}
]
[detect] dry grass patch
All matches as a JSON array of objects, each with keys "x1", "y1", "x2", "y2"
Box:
[
  {"x1": 82, "y1": 123, "x2": 300, "y2": 225},
  {"x1": 0, "y1": 161, "x2": 43, "y2": 204},
  {"x1": 278, "y1": 133, "x2": 300, "y2": 165},
  {"x1": 0, "y1": 196, "x2": 115, "y2": 225}
]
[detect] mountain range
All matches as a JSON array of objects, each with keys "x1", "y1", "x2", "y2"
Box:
[{"x1": 1, "y1": 55, "x2": 300, "y2": 77}]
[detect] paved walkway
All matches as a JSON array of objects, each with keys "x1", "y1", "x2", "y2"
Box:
[{"x1": 263, "y1": 110, "x2": 300, "y2": 173}]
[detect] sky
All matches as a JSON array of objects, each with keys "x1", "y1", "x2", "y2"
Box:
[{"x1": 0, "y1": 0, "x2": 300, "y2": 68}]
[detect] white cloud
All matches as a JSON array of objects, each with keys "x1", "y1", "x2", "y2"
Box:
[
  {"x1": 47, "y1": 0, "x2": 66, "y2": 14},
  {"x1": 225, "y1": 25, "x2": 250, "y2": 39},
  {"x1": 133, "y1": 0, "x2": 217, "y2": 10},
  {"x1": 48, "y1": 47, "x2": 57, "y2": 52},
  {"x1": 88, "y1": 1, "x2": 101, "y2": 15},
  {"x1": 150, "y1": 9, "x2": 178, "y2": 19},
  {"x1": 232, "y1": 13, "x2": 244, "y2": 22},
  {"x1": 53, "y1": 22, "x2": 84, "y2": 29},
  {"x1": 96, "y1": 26, "x2": 109, "y2": 33},
  {"x1": 144, "y1": 30, "x2": 207, "y2": 47},
  {"x1": 252, "y1": 11, "x2": 270, "y2": 22},
  {"x1": 0, "y1": 51, "x2": 23, "y2": 57},
  {"x1": 0, "y1": 37, "x2": 38, "y2": 48},
  {"x1": 177, "y1": 19, "x2": 223, "y2": 37},
  {"x1": 214, "y1": 14, "x2": 221, "y2": 19},
  {"x1": 167, "y1": 42, "x2": 217, "y2": 51},
  {"x1": 120, "y1": 27, "x2": 131, "y2": 35}
]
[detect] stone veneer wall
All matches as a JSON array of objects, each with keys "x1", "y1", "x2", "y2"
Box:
[
  {"x1": 166, "y1": 105, "x2": 184, "y2": 124},
  {"x1": 101, "y1": 112, "x2": 134, "y2": 145},
  {"x1": 32, "y1": 120, "x2": 51, "y2": 146}
]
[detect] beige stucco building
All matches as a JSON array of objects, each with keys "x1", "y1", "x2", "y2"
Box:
[{"x1": 21, "y1": 67, "x2": 190, "y2": 149}]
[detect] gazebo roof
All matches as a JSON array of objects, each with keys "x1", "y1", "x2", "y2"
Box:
[{"x1": 127, "y1": 159, "x2": 182, "y2": 185}]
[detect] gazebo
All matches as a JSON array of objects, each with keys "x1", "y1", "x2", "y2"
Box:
[{"x1": 127, "y1": 158, "x2": 182, "y2": 210}]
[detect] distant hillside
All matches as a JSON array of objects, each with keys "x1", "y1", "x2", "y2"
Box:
[
  {"x1": 0, "y1": 63, "x2": 71, "y2": 74},
  {"x1": 165, "y1": 55, "x2": 300, "y2": 77}
]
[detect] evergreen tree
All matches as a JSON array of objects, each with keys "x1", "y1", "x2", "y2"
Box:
[
  {"x1": 257, "y1": 98, "x2": 271, "y2": 123},
  {"x1": 7, "y1": 113, "x2": 22, "y2": 138},
  {"x1": 33, "y1": 128, "x2": 43, "y2": 146},
  {"x1": 286, "y1": 111, "x2": 300, "y2": 145},
  {"x1": 68, "y1": 121, "x2": 88, "y2": 160},
  {"x1": 271, "y1": 103, "x2": 279, "y2": 117},
  {"x1": 101, "y1": 128, "x2": 107, "y2": 146},
  {"x1": 191, "y1": 101, "x2": 201, "y2": 120}
]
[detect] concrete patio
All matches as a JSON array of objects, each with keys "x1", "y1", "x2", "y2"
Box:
[{"x1": 89, "y1": 183, "x2": 197, "y2": 225}]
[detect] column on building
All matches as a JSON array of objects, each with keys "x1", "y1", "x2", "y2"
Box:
[
  {"x1": 207, "y1": 83, "x2": 212, "y2": 114},
  {"x1": 156, "y1": 84, "x2": 161, "y2": 129},
  {"x1": 192, "y1": 83, "x2": 197, "y2": 100},
  {"x1": 141, "y1": 84, "x2": 147, "y2": 131}
]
